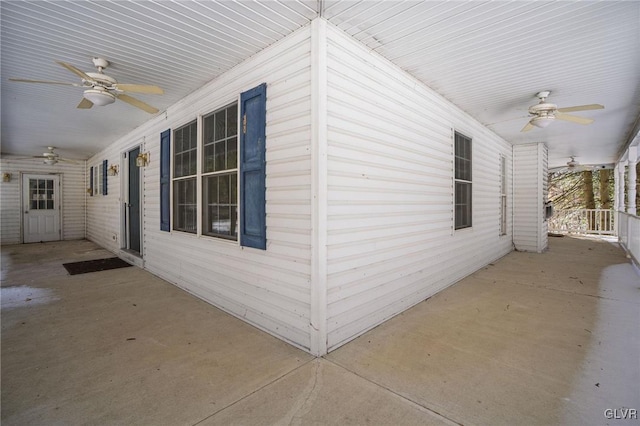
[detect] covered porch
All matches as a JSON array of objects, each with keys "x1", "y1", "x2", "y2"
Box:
[{"x1": 2, "y1": 235, "x2": 638, "y2": 425}]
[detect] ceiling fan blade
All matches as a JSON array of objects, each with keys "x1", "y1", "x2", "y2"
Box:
[
  {"x1": 58, "y1": 158, "x2": 79, "y2": 165},
  {"x1": 115, "y1": 84, "x2": 164, "y2": 95},
  {"x1": 56, "y1": 61, "x2": 94, "y2": 82},
  {"x1": 521, "y1": 121, "x2": 534, "y2": 132},
  {"x1": 556, "y1": 113, "x2": 594, "y2": 125},
  {"x1": 557, "y1": 104, "x2": 604, "y2": 113},
  {"x1": 77, "y1": 98, "x2": 93, "y2": 109},
  {"x1": 9, "y1": 78, "x2": 80, "y2": 86},
  {"x1": 117, "y1": 94, "x2": 159, "y2": 114}
]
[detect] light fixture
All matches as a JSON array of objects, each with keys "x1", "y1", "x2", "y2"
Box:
[
  {"x1": 136, "y1": 152, "x2": 149, "y2": 167},
  {"x1": 107, "y1": 164, "x2": 119, "y2": 176},
  {"x1": 44, "y1": 158, "x2": 57, "y2": 165},
  {"x1": 83, "y1": 88, "x2": 115, "y2": 106},
  {"x1": 2, "y1": 173, "x2": 11, "y2": 182},
  {"x1": 530, "y1": 115, "x2": 555, "y2": 128}
]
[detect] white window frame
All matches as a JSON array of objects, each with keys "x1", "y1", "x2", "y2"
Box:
[
  {"x1": 454, "y1": 131, "x2": 472, "y2": 230},
  {"x1": 201, "y1": 102, "x2": 239, "y2": 240},
  {"x1": 172, "y1": 119, "x2": 198, "y2": 234},
  {"x1": 500, "y1": 154, "x2": 507, "y2": 236},
  {"x1": 93, "y1": 164, "x2": 103, "y2": 196},
  {"x1": 171, "y1": 102, "x2": 240, "y2": 242}
]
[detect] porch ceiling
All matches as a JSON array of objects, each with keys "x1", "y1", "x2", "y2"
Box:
[{"x1": 2, "y1": 1, "x2": 639, "y2": 169}]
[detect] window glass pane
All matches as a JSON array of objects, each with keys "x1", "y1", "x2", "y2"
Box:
[
  {"x1": 227, "y1": 104, "x2": 238, "y2": 137},
  {"x1": 215, "y1": 110, "x2": 226, "y2": 141},
  {"x1": 174, "y1": 120, "x2": 197, "y2": 178},
  {"x1": 173, "y1": 178, "x2": 197, "y2": 233},
  {"x1": 227, "y1": 139, "x2": 237, "y2": 170},
  {"x1": 202, "y1": 173, "x2": 237, "y2": 240},
  {"x1": 204, "y1": 114, "x2": 215, "y2": 145},
  {"x1": 204, "y1": 144, "x2": 215, "y2": 173},
  {"x1": 455, "y1": 181, "x2": 472, "y2": 229},
  {"x1": 214, "y1": 141, "x2": 226, "y2": 171}
]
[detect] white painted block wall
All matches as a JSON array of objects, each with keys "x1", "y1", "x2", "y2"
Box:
[
  {"x1": 513, "y1": 143, "x2": 548, "y2": 253},
  {"x1": 0, "y1": 157, "x2": 85, "y2": 244}
]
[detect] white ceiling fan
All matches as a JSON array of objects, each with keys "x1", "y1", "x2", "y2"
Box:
[
  {"x1": 9, "y1": 57, "x2": 163, "y2": 114},
  {"x1": 521, "y1": 91, "x2": 604, "y2": 132},
  {"x1": 549, "y1": 156, "x2": 612, "y2": 174},
  {"x1": 32, "y1": 147, "x2": 78, "y2": 165}
]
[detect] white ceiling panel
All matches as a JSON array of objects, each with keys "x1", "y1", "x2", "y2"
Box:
[
  {"x1": 324, "y1": 1, "x2": 640, "y2": 168},
  {"x1": 0, "y1": 0, "x2": 314, "y2": 159},
  {"x1": 2, "y1": 1, "x2": 639, "y2": 171}
]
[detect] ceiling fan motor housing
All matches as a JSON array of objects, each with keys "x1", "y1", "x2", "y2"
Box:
[{"x1": 529, "y1": 102, "x2": 558, "y2": 116}]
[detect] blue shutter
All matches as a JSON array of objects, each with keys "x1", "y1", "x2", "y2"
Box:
[
  {"x1": 160, "y1": 129, "x2": 171, "y2": 231},
  {"x1": 89, "y1": 166, "x2": 94, "y2": 196},
  {"x1": 103, "y1": 159, "x2": 108, "y2": 195},
  {"x1": 239, "y1": 83, "x2": 267, "y2": 250}
]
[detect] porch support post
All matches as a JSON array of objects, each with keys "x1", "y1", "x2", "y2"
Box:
[
  {"x1": 618, "y1": 160, "x2": 627, "y2": 211},
  {"x1": 614, "y1": 164, "x2": 620, "y2": 211},
  {"x1": 628, "y1": 147, "x2": 637, "y2": 215}
]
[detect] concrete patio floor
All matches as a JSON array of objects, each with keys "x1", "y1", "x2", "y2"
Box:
[{"x1": 1, "y1": 236, "x2": 638, "y2": 425}]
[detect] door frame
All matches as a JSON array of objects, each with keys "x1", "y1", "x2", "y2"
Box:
[
  {"x1": 21, "y1": 173, "x2": 62, "y2": 243},
  {"x1": 120, "y1": 145, "x2": 143, "y2": 256}
]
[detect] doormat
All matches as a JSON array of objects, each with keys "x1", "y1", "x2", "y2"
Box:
[{"x1": 63, "y1": 257, "x2": 132, "y2": 275}]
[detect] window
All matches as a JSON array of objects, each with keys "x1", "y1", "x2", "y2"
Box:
[
  {"x1": 454, "y1": 132, "x2": 472, "y2": 230},
  {"x1": 171, "y1": 105, "x2": 239, "y2": 239},
  {"x1": 173, "y1": 120, "x2": 197, "y2": 233},
  {"x1": 94, "y1": 164, "x2": 103, "y2": 196},
  {"x1": 202, "y1": 104, "x2": 238, "y2": 239},
  {"x1": 500, "y1": 154, "x2": 507, "y2": 235},
  {"x1": 168, "y1": 83, "x2": 267, "y2": 249},
  {"x1": 29, "y1": 178, "x2": 55, "y2": 210}
]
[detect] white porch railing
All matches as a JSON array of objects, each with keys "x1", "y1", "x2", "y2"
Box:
[
  {"x1": 548, "y1": 209, "x2": 616, "y2": 235},
  {"x1": 618, "y1": 211, "x2": 640, "y2": 264}
]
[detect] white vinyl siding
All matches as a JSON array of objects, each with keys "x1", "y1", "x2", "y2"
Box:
[
  {"x1": 513, "y1": 143, "x2": 548, "y2": 253},
  {"x1": 81, "y1": 20, "x2": 521, "y2": 355},
  {"x1": 324, "y1": 24, "x2": 513, "y2": 351},
  {"x1": 85, "y1": 25, "x2": 313, "y2": 352},
  {"x1": 0, "y1": 157, "x2": 85, "y2": 244}
]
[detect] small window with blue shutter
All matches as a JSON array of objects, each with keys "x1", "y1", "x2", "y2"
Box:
[{"x1": 168, "y1": 84, "x2": 267, "y2": 249}]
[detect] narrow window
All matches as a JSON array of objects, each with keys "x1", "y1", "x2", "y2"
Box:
[
  {"x1": 202, "y1": 103, "x2": 238, "y2": 240},
  {"x1": 172, "y1": 120, "x2": 198, "y2": 233},
  {"x1": 160, "y1": 129, "x2": 171, "y2": 232},
  {"x1": 103, "y1": 159, "x2": 108, "y2": 196},
  {"x1": 500, "y1": 155, "x2": 507, "y2": 235},
  {"x1": 94, "y1": 164, "x2": 103, "y2": 196},
  {"x1": 454, "y1": 132, "x2": 472, "y2": 230}
]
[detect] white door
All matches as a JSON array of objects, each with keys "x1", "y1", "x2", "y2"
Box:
[{"x1": 23, "y1": 174, "x2": 61, "y2": 243}]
